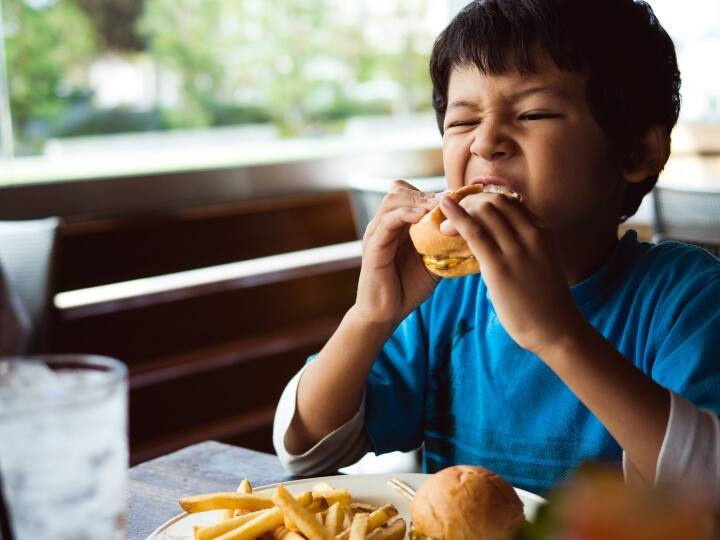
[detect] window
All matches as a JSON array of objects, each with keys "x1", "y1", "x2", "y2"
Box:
[
  {"x1": 647, "y1": 0, "x2": 720, "y2": 122},
  {"x1": 0, "y1": 0, "x2": 449, "y2": 184},
  {"x1": 0, "y1": 1, "x2": 717, "y2": 187}
]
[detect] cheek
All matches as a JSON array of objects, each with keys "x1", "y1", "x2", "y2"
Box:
[
  {"x1": 442, "y1": 135, "x2": 469, "y2": 189},
  {"x1": 528, "y1": 135, "x2": 619, "y2": 226}
]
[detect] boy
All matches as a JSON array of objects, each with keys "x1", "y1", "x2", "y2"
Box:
[{"x1": 274, "y1": 0, "x2": 720, "y2": 495}]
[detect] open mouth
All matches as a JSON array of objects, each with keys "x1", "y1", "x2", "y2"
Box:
[{"x1": 482, "y1": 183, "x2": 522, "y2": 201}]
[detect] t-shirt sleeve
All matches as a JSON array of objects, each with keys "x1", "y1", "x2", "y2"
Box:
[
  {"x1": 622, "y1": 389, "x2": 720, "y2": 505},
  {"x1": 648, "y1": 276, "x2": 720, "y2": 493},
  {"x1": 272, "y1": 363, "x2": 372, "y2": 476},
  {"x1": 651, "y1": 277, "x2": 720, "y2": 415},
  {"x1": 655, "y1": 391, "x2": 720, "y2": 502},
  {"x1": 363, "y1": 307, "x2": 429, "y2": 455}
]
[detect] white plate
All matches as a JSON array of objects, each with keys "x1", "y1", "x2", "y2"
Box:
[{"x1": 146, "y1": 472, "x2": 546, "y2": 539}]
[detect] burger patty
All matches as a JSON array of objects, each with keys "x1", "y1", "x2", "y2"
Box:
[{"x1": 422, "y1": 254, "x2": 473, "y2": 271}]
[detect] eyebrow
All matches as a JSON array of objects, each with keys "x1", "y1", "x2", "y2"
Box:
[{"x1": 447, "y1": 86, "x2": 568, "y2": 111}]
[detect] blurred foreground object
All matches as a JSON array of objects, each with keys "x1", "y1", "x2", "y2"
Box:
[{"x1": 514, "y1": 464, "x2": 719, "y2": 540}]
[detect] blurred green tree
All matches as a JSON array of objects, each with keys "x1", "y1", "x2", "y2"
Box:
[
  {"x1": 3, "y1": 0, "x2": 436, "y2": 153},
  {"x1": 3, "y1": 0, "x2": 96, "y2": 152},
  {"x1": 138, "y1": 0, "x2": 433, "y2": 134}
]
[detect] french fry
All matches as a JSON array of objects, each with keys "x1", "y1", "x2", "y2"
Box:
[
  {"x1": 320, "y1": 489, "x2": 352, "y2": 507},
  {"x1": 180, "y1": 480, "x2": 402, "y2": 540},
  {"x1": 337, "y1": 505, "x2": 399, "y2": 540},
  {"x1": 179, "y1": 492, "x2": 274, "y2": 513},
  {"x1": 366, "y1": 519, "x2": 406, "y2": 540},
  {"x1": 215, "y1": 507, "x2": 284, "y2": 540},
  {"x1": 325, "y1": 502, "x2": 345, "y2": 535},
  {"x1": 312, "y1": 481, "x2": 336, "y2": 492},
  {"x1": 367, "y1": 505, "x2": 398, "y2": 530},
  {"x1": 225, "y1": 479, "x2": 255, "y2": 520},
  {"x1": 349, "y1": 513, "x2": 369, "y2": 540},
  {"x1": 239, "y1": 479, "x2": 253, "y2": 493},
  {"x1": 349, "y1": 503, "x2": 376, "y2": 513},
  {"x1": 272, "y1": 484, "x2": 335, "y2": 540},
  {"x1": 307, "y1": 495, "x2": 329, "y2": 514},
  {"x1": 286, "y1": 494, "x2": 328, "y2": 531},
  {"x1": 272, "y1": 526, "x2": 306, "y2": 540},
  {"x1": 195, "y1": 509, "x2": 266, "y2": 540},
  {"x1": 342, "y1": 510, "x2": 353, "y2": 531}
]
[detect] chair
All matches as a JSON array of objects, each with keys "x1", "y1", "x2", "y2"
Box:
[
  {"x1": 652, "y1": 186, "x2": 720, "y2": 257},
  {"x1": 0, "y1": 217, "x2": 60, "y2": 352}
]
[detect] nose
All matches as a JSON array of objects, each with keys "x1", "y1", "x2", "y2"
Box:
[{"x1": 469, "y1": 117, "x2": 515, "y2": 161}]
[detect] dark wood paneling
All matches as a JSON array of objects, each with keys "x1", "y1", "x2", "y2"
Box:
[
  {"x1": 56, "y1": 191, "x2": 357, "y2": 291},
  {"x1": 129, "y1": 343, "x2": 319, "y2": 463},
  {"x1": 49, "y1": 190, "x2": 361, "y2": 463},
  {"x1": 51, "y1": 268, "x2": 358, "y2": 365}
]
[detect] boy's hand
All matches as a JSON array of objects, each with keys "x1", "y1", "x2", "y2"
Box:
[
  {"x1": 353, "y1": 179, "x2": 440, "y2": 326},
  {"x1": 439, "y1": 192, "x2": 585, "y2": 356}
]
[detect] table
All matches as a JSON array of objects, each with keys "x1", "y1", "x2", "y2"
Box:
[{"x1": 128, "y1": 441, "x2": 291, "y2": 540}]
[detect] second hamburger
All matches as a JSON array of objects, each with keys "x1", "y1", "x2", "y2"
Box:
[{"x1": 410, "y1": 465, "x2": 525, "y2": 540}]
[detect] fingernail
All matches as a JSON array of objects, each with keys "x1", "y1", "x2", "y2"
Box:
[
  {"x1": 440, "y1": 220, "x2": 457, "y2": 235},
  {"x1": 411, "y1": 207, "x2": 424, "y2": 213}
]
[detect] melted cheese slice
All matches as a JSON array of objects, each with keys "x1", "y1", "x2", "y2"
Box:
[{"x1": 422, "y1": 255, "x2": 467, "y2": 270}]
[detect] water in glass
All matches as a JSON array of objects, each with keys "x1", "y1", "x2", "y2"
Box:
[{"x1": 0, "y1": 355, "x2": 127, "y2": 539}]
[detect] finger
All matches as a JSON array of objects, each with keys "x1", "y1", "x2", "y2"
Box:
[
  {"x1": 439, "y1": 195, "x2": 500, "y2": 259},
  {"x1": 365, "y1": 188, "x2": 437, "y2": 240},
  {"x1": 440, "y1": 192, "x2": 499, "y2": 238},
  {"x1": 367, "y1": 206, "x2": 427, "y2": 253},
  {"x1": 390, "y1": 178, "x2": 420, "y2": 191},
  {"x1": 390, "y1": 178, "x2": 443, "y2": 198},
  {"x1": 463, "y1": 194, "x2": 522, "y2": 254},
  {"x1": 381, "y1": 188, "x2": 439, "y2": 212},
  {"x1": 439, "y1": 219, "x2": 458, "y2": 236},
  {"x1": 488, "y1": 192, "x2": 538, "y2": 229}
]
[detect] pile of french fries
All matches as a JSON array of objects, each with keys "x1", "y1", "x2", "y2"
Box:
[{"x1": 178, "y1": 479, "x2": 407, "y2": 540}]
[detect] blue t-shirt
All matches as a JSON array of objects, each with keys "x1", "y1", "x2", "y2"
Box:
[{"x1": 362, "y1": 230, "x2": 720, "y2": 494}]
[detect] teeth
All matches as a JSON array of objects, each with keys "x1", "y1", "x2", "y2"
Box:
[{"x1": 483, "y1": 184, "x2": 521, "y2": 200}]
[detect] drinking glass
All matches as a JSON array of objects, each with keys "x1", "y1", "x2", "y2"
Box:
[{"x1": 0, "y1": 355, "x2": 128, "y2": 539}]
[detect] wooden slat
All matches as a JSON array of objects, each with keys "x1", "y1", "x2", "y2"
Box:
[
  {"x1": 129, "y1": 340, "x2": 323, "y2": 461},
  {"x1": 50, "y1": 266, "x2": 359, "y2": 365},
  {"x1": 131, "y1": 406, "x2": 277, "y2": 465},
  {"x1": 56, "y1": 191, "x2": 358, "y2": 291},
  {"x1": 56, "y1": 241, "x2": 361, "y2": 320},
  {"x1": 129, "y1": 315, "x2": 342, "y2": 389}
]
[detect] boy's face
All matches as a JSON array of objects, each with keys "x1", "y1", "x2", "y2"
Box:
[{"x1": 441, "y1": 52, "x2": 626, "y2": 235}]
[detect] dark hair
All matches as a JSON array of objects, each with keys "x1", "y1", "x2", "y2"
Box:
[{"x1": 430, "y1": 0, "x2": 681, "y2": 221}]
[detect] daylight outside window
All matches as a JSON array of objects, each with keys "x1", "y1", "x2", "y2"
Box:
[
  {"x1": 0, "y1": 0, "x2": 449, "y2": 184},
  {"x1": 0, "y1": 0, "x2": 717, "y2": 186}
]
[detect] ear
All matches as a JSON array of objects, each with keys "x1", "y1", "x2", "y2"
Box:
[{"x1": 622, "y1": 126, "x2": 671, "y2": 184}]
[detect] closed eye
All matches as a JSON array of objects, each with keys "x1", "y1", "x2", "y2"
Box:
[
  {"x1": 518, "y1": 113, "x2": 563, "y2": 121},
  {"x1": 446, "y1": 120, "x2": 479, "y2": 129}
]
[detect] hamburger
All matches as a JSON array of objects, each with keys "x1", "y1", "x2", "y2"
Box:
[
  {"x1": 410, "y1": 465, "x2": 525, "y2": 540},
  {"x1": 409, "y1": 184, "x2": 521, "y2": 278}
]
